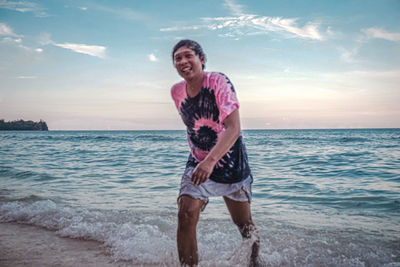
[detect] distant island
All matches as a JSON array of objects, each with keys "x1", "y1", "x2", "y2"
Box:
[{"x1": 0, "y1": 119, "x2": 49, "y2": 131}]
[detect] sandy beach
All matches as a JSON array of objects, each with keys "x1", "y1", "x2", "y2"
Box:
[{"x1": 0, "y1": 222, "x2": 118, "y2": 267}]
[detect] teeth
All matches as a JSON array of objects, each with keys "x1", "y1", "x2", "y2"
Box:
[{"x1": 182, "y1": 67, "x2": 191, "y2": 72}]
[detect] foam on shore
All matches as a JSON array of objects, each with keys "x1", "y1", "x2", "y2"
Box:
[{"x1": 1, "y1": 198, "x2": 399, "y2": 266}]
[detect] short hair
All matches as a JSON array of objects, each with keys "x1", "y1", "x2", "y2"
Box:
[{"x1": 172, "y1": 39, "x2": 206, "y2": 70}]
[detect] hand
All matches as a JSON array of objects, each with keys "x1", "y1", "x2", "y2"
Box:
[{"x1": 191, "y1": 158, "x2": 216, "y2": 186}]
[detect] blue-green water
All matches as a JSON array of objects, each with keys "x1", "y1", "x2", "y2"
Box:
[{"x1": 0, "y1": 129, "x2": 399, "y2": 266}]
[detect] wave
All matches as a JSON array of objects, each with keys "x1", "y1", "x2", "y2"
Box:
[
  {"x1": 12, "y1": 132, "x2": 185, "y2": 144},
  {"x1": 338, "y1": 137, "x2": 369, "y2": 142},
  {"x1": 133, "y1": 134, "x2": 181, "y2": 142},
  {"x1": 0, "y1": 199, "x2": 178, "y2": 263},
  {"x1": 42, "y1": 135, "x2": 129, "y2": 142},
  {"x1": 263, "y1": 191, "x2": 400, "y2": 213},
  {"x1": 0, "y1": 167, "x2": 56, "y2": 182},
  {"x1": 0, "y1": 199, "x2": 261, "y2": 265},
  {"x1": 0, "y1": 198, "x2": 399, "y2": 266}
]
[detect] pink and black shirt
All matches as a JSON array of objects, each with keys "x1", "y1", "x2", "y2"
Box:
[{"x1": 171, "y1": 72, "x2": 251, "y2": 184}]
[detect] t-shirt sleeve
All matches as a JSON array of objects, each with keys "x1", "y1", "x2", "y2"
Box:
[
  {"x1": 171, "y1": 83, "x2": 184, "y2": 111},
  {"x1": 171, "y1": 86, "x2": 178, "y2": 110},
  {"x1": 215, "y1": 73, "x2": 239, "y2": 123}
]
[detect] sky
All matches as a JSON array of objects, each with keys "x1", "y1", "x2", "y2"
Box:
[{"x1": 0, "y1": 0, "x2": 399, "y2": 130}]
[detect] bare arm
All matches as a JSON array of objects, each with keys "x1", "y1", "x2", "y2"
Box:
[{"x1": 191, "y1": 109, "x2": 241, "y2": 185}]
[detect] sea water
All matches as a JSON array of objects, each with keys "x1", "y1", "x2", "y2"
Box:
[{"x1": 0, "y1": 129, "x2": 399, "y2": 266}]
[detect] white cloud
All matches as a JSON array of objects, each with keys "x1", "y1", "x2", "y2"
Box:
[
  {"x1": 347, "y1": 70, "x2": 400, "y2": 79},
  {"x1": 37, "y1": 33, "x2": 107, "y2": 58},
  {"x1": 1, "y1": 29, "x2": 41, "y2": 53},
  {"x1": 0, "y1": 22, "x2": 18, "y2": 36},
  {"x1": 0, "y1": 23, "x2": 29, "y2": 49},
  {"x1": 339, "y1": 47, "x2": 359, "y2": 63},
  {"x1": 53, "y1": 42, "x2": 106, "y2": 58},
  {"x1": 1, "y1": 37, "x2": 15, "y2": 42},
  {"x1": 160, "y1": 1, "x2": 325, "y2": 40},
  {"x1": 148, "y1": 53, "x2": 158, "y2": 62},
  {"x1": 38, "y1": 32, "x2": 53, "y2": 45},
  {"x1": 17, "y1": 75, "x2": 37, "y2": 79},
  {"x1": 362, "y1": 27, "x2": 400, "y2": 42},
  {"x1": 79, "y1": 7, "x2": 88, "y2": 11},
  {"x1": 0, "y1": 0, "x2": 48, "y2": 17},
  {"x1": 249, "y1": 16, "x2": 323, "y2": 40},
  {"x1": 91, "y1": 4, "x2": 149, "y2": 22},
  {"x1": 224, "y1": 0, "x2": 245, "y2": 16},
  {"x1": 160, "y1": 25, "x2": 201, "y2": 32}
]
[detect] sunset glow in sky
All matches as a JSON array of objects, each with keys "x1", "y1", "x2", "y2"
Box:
[{"x1": 1, "y1": 0, "x2": 399, "y2": 130}]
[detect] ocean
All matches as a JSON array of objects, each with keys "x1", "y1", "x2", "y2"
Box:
[{"x1": 0, "y1": 129, "x2": 399, "y2": 266}]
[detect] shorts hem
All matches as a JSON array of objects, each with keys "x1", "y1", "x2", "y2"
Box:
[
  {"x1": 177, "y1": 194, "x2": 209, "y2": 212},
  {"x1": 223, "y1": 187, "x2": 251, "y2": 204}
]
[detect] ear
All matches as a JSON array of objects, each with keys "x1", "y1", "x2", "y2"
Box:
[{"x1": 200, "y1": 56, "x2": 205, "y2": 65}]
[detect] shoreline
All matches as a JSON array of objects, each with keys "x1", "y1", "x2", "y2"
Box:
[{"x1": 0, "y1": 222, "x2": 118, "y2": 267}]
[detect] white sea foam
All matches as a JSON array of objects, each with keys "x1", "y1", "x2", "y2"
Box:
[
  {"x1": 1, "y1": 198, "x2": 399, "y2": 266},
  {"x1": 0, "y1": 200, "x2": 175, "y2": 264}
]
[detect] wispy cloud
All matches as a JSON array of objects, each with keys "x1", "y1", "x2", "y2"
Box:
[
  {"x1": 348, "y1": 70, "x2": 400, "y2": 79},
  {"x1": 161, "y1": 0, "x2": 324, "y2": 40},
  {"x1": 0, "y1": 22, "x2": 19, "y2": 36},
  {"x1": 0, "y1": 22, "x2": 43, "y2": 53},
  {"x1": 38, "y1": 33, "x2": 107, "y2": 58},
  {"x1": 161, "y1": 15, "x2": 324, "y2": 40},
  {"x1": 37, "y1": 32, "x2": 52, "y2": 45},
  {"x1": 161, "y1": 25, "x2": 201, "y2": 32},
  {"x1": 362, "y1": 27, "x2": 400, "y2": 42},
  {"x1": 0, "y1": 0, "x2": 48, "y2": 17},
  {"x1": 53, "y1": 43, "x2": 106, "y2": 58},
  {"x1": 338, "y1": 46, "x2": 359, "y2": 63},
  {"x1": 90, "y1": 3, "x2": 149, "y2": 22},
  {"x1": 1, "y1": 36, "x2": 21, "y2": 43},
  {"x1": 148, "y1": 53, "x2": 158, "y2": 62},
  {"x1": 2, "y1": 36, "x2": 42, "y2": 53},
  {"x1": 224, "y1": 0, "x2": 245, "y2": 16},
  {"x1": 17, "y1": 75, "x2": 37, "y2": 79}
]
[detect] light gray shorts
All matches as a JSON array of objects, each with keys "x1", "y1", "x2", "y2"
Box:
[{"x1": 178, "y1": 166, "x2": 253, "y2": 211}]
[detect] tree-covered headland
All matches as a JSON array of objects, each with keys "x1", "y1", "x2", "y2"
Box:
[{"x1": 0, "y1": 119, "x2": 49, "y2": 131}]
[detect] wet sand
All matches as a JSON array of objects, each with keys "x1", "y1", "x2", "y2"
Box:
[{"x1": 0, "y1": 222, "x2": 117, "y2": 267}]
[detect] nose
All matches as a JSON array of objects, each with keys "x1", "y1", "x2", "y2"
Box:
[{"x1": 177, "y1": 57, "x2": 188, "y2": 66}]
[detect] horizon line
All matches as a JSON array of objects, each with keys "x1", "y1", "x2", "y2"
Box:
[{"x1": 21, "y1": 127, "x2": 400, "y2": 131}]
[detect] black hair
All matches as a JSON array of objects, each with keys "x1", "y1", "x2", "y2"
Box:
[{"x1": 172, "y1": 39, "x2": 206, "y2": 70}]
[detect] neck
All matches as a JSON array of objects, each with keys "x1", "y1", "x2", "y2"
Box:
[{"x1": 186, "y1": 72, "x2": 204, "y2": 97}]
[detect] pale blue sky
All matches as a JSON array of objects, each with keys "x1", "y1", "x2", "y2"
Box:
[{"x1": 1, "y1": 0, "x2": 399, "y2": 130}]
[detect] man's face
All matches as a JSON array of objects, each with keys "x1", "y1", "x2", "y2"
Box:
[{"x1": 173, "y1": 46, "x2": 204, "y2": 80}]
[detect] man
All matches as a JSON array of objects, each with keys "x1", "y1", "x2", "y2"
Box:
[{"x1": 171, "y1": 39, "x2": 260, "y2": 266}]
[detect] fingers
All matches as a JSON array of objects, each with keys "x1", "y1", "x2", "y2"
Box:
[
  {"x1": 191, "y1": 166, "x2": 210, "y2": 186},
  {"x1": 191, "y1": 170, "x2": 202, "y2": 185},
  {"x1": 198, "y1": 171, "x2": 208, "y2": 185}
]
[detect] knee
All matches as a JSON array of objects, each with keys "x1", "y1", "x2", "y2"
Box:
[{"x1": 178, "y1": 207, "x2": 199, "y2": 230}]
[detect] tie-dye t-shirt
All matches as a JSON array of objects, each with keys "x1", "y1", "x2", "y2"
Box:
[{"x1": 171, "y1": 72, "x2": 251, "y2": 184}]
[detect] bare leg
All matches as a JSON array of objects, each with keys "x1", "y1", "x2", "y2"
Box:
[
  {"x1": 224, "y1": 196, "x2": 260, "y2": 265},
  {"x1": 177, "y1": 195, "x2": 204, "y2": 266}
]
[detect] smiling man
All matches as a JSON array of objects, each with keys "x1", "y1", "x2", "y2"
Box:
[{"x1": 171, "y1": 39, "x2": 261, "y2": 267}]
